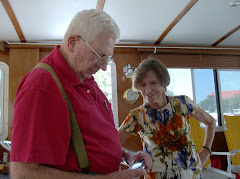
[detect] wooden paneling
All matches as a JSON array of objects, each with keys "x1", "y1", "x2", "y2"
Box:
[
  {"x1": 140, "y1": 53, "x2": 240, "y2": 69},
  {"x1": 8, "y1": 49, "x2": 39, "y2": 139},
  {"x1": 113, "y1": 48, "x2": 143, "y2": 151},
  {"x1": 0, "y1": 53, "x2": 9, "y2": 65}
]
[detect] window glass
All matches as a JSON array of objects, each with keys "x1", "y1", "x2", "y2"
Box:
[
  {"x1": 93, "y1": 61, "x2": 119, "y2": 128},
  {"x1": 167, "y1": 69, "x2": 193, "y2": 99},
  {"x1": 219, "y1": 70, "x2": 240, "y2": 116},
  {"x1": 93, "y1": 65, "x2": 112, "y2": 103},
  {"x1": 194, "y1": 69, "x2": 218, "y2": 126}
]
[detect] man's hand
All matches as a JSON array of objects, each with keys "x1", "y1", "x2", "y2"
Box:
[
  {"x1": 104, "y1": 168, "x2": 147, "y2": 179},
  {"x1": 123, "y1": 150, "x2": 152, "y2": 172}
]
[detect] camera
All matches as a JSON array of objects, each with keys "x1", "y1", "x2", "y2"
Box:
[{"x1": 130, "y1": 160, "x2": 145, "y2": 169}]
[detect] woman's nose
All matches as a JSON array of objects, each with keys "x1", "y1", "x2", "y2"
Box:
[{"x1": 145, "y1": 85, "x2": 151, "y2": 93}]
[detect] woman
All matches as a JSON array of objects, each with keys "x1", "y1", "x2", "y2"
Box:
[{"x1": 118, "y1": 58, "x2": 216, "y2": 179}]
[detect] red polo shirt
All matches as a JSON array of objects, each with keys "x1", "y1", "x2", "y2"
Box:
[{"x1": 10, "y1": 46, "x2": 122, "y2": 174}]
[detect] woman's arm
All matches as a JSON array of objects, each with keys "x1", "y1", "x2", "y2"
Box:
[
  {"x1": 193, "y1": 107, "x2": 216, "y2": 165},
  {"x1": 118, "y1": 127, "x2": 132, "y2": 144}
]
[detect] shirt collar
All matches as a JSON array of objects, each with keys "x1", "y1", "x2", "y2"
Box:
[{"x1": 51, "y1": 45, "x2": 94, "y2": 86}]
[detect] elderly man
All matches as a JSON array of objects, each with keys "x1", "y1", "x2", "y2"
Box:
[{"x1": 10, "y1": 9, "x2": 151, "y2": 178}]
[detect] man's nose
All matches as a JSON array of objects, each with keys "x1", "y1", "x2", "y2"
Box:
[{"x1": 99, "y1": 63, "x2": 108, "y2": 71}]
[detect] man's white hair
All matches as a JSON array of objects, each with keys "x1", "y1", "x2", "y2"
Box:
[{"x1": 63, "y1": 9, "x2": 120, "y2": 45}]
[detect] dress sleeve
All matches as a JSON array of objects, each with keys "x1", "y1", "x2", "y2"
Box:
[
  {"x1": 121, "y1": 111, "x2": 140, "y2": 135},
  {"x1": 184, "y1": 95, "x2": 199, "y2": 116}
]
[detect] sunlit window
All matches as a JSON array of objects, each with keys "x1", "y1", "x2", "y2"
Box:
[
  {"x1": 93, "y1": 59, "x2": 119, "y2": 128},
  {"x1": 0, "y1": 62, "x2": 9, "y2": 140},
  {"x1": 219, "y1": 70, "x2": 240, "y2": 116},
  {"x1": 194, "y1": 69, "x2": 218, "y2": 126},
  {"x1": 166, "y1": 68, "x2": 240, "y2": 128},
  {"x1": 167, "y1": 69, "x2": 193, "y2": 99}
]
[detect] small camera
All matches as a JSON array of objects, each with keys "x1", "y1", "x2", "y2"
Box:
[{"x1": 130, "y1": 160, "x2": 145, "y2": 170}]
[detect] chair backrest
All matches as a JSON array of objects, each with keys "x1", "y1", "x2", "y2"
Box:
[
  {"x1": 189, "y1": 117, "x2": 211, "y2": 167},
  {"x1": 224, "y1": 115, "x2": 240, "y2": 165}
]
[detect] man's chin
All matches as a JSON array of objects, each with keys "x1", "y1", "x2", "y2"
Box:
[{"x1": 82, "y1": 73, "x2": 93, "y2": 80}]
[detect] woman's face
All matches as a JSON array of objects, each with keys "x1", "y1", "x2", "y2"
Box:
[{"x1": 138, "y1": 70, "x2": 166, "y2": 108}]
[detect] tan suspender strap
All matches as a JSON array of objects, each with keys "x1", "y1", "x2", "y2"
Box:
[{"x1": 34, "y1": 63, "x2": 89, "y2": 169}]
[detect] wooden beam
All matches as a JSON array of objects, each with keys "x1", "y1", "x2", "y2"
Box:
[
  {"x1": 1, "y1": 0, "x2": 26, "y2": 42},
  {"x1": 0, "y1": 50, "x2": 9, "y2": 56},
  {"x1": 0, "y1": 41, "x2": 7, "y2": 51},
  {"x1": 212, "y1": 25, "x2": 240, "y2": 46},
  {"x1": 96, "y1": 0, "x2": 105, "y2": 10},
  {"x1": 0, "y1": 41, "x2": 9, "y2": 55},
  {"x1": 155, "y1": 0, "x2": 198, "y2": 45}
]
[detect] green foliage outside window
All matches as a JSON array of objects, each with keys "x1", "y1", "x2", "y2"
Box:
[{"x1": 93, "y1": 66, "x2": 112, "y2": 103}]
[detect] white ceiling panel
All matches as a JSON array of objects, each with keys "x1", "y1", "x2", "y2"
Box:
[
  {"x1": 161, "y1": 0, "x2": 240, "y2": 46},
  {"x1": 218, "y1": 29, "x2": 240, "y2": 47},
  {"x1": 105, "y1": 0, "x2": 189, "y2": 43},
  {"x1": 0, "y1": 1, "x2": 20, "y2": 42},
  {"x1": 8, "y1": 0, "x2": 98, "y2": 42},
  {"x1": 0, "y1": 0, "x2": 239, "y2": 47}
]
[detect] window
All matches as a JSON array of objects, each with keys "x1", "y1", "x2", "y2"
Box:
[
  {"x1": 167, "y1": 69, "x2": 193, "y2": 99},
  {"x1": 166, "y1": 68, "x2": 240, "y2": 128},
  {"x1": 219, "y1": 70, "x2": 240, "y2": 117},
  {"x1": 93, "y1": 59, "x2": 119, "y2": 128},
  {"x1": 0, "y1": 62, "x2": 9, "y2": 141},
  {"x1": 194, "y1": 69, "x2": 219, "y2": 126}
]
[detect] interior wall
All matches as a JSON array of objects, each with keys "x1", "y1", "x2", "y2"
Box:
[
  {"x1": 1, "y1": 46, "x2": 239, "y2": 170},
  {"x1": 8, "y1": 49, "x2": 40, "y2": 140},
  {"x1": 0, "y1": 53, "x2": 9, "y2": 65}
]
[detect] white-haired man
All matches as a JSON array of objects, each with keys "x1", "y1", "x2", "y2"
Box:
[{"x1": 10, "y1": 9, "x2": 151, "y2": 178}]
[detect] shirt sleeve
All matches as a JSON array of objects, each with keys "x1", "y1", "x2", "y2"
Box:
[
  {"x1": 121, "y1": 111, "x2": 139, "y2": 135},
  {"x1": 10, "y1": 72, "x2": 71, "y2": 165},
  {"x1": 184, "y1": 95, "x2": 199, "y2": 116}
]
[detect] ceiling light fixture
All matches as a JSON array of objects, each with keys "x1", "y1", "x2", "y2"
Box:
[{"x1": 229, "y1": 1, "x2": 240, "y2": 6}]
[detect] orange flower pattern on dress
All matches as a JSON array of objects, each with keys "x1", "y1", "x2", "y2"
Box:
[{"x1": 122, "y1": 95, "x2": 202, "y2": 179}]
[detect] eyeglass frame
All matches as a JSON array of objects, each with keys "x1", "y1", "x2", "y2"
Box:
[{"x1": 78, "y1": 36, "x2": 112, "y2": 64}]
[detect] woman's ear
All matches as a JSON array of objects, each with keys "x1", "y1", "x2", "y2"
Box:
[{"x1": 67, "y1": 36, "x2": 78, "y2": 52}]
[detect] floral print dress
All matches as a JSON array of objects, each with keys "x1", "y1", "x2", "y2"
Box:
[{"x1": 121, "y1": 95, "x2": 202, "y2": 179}]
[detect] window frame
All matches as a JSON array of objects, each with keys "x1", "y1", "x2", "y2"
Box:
[
  {"x1": 0, "y1": 62, "x2": 9, "y2": 140},
  {"x1": 109, "y1": 59, "x2": 119, "y2": 128},
  {"x1": 167, "y1": 68, "x2": 239, "y2": 131}
]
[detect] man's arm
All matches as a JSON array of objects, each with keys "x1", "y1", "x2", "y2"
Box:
[{"x1": 10, "y1": 161, "x2": 147, "y2": 179}]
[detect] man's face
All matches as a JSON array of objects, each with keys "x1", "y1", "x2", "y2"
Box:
[{"x1": 69, "y1": 32, "x2": 116, "y2": 81}]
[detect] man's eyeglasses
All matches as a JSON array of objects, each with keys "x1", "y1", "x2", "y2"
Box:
[{"x1": 78, "y1": 36, "x2": 112, "y2": 65}]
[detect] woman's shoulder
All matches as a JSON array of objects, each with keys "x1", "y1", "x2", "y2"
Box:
[{"x1": 130, "y1": 104, "x2": 146, "y2": 114}]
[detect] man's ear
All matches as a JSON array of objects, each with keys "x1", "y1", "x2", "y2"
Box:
[{"x1": 67, "y1": 36, "x2": 78, "y2": 52}]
